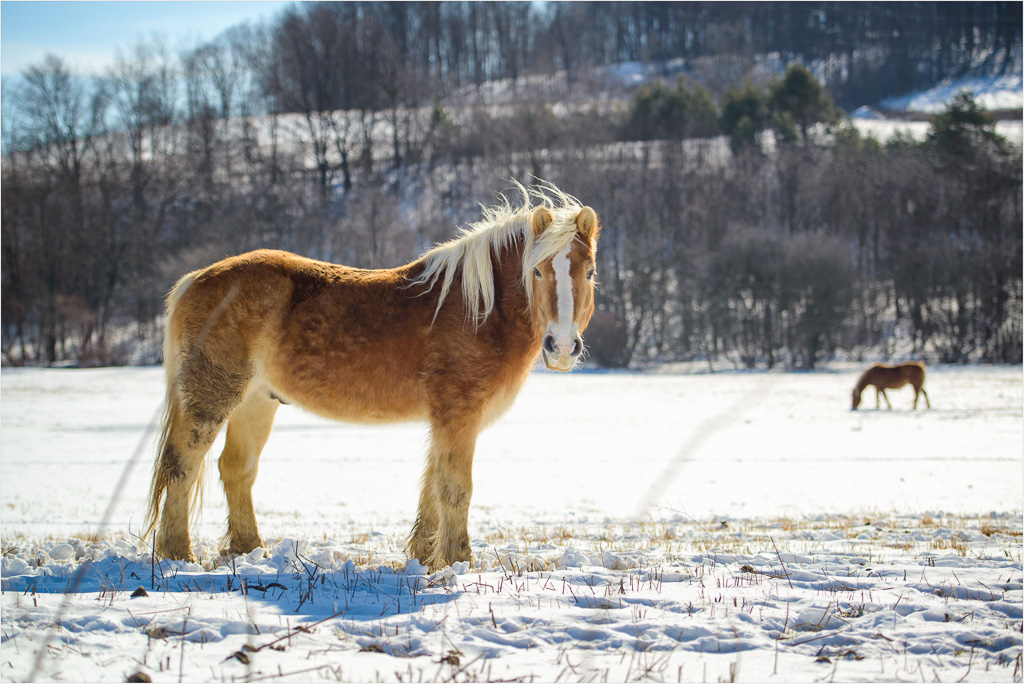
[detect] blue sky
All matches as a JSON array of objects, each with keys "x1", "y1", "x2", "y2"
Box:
[{"x1": 1, "y1": 1, "x2": 293, "y2": 78}]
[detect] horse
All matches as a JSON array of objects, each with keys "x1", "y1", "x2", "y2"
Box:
[
  {"x1": 851, "y1": 361, "x2": 930, "y2": 410},
  {"x1": 143, "y1": 183, "x2": 601, "y2": 572}
]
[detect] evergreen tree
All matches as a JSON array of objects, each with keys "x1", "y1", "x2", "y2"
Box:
[
  {"x1": 624, "y1": 76, "x2": 718, "y2": 141},
  {"x1": 927, "y1": 91, "x2": 1008, "y2": 158},
  {"x1": 769, "y1": 63, "x2": 838, "y2": 144},
  {"x1": 720, "y1": 81, "x2": 768, "y2": 152}
]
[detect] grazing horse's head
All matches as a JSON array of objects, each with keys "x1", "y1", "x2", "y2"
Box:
[{"x1": 528, "y1": 205, "x2": 601, "y2": 371}]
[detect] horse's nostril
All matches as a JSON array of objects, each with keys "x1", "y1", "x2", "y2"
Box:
[
  {"x1": 543, "y1": 335, "x2": 556, "y2": 354},
  {"x1": 571, "y1": 338, "x2": 582, "y2": 357}
]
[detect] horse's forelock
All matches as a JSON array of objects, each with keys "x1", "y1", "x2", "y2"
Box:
[
  {"x1": 413, "y1": 183, "x2": 584, "y2": 327},
  {"x1": 521, "y1": 211, "x2": 584, "y2": 286}
]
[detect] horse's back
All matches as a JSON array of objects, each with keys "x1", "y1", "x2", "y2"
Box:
[
  {"x1": 866, "y1": 361, "x2": 925, "y2": 388},
  {"x1": 171, "y1": 249, "x2": 424, "y2": 338},
  {"x1": 269, "y1": 259, "x2": 434, "y2": 422},
  {"x1": 166, "y1": 249, "x2": 434, "y2": 423}
]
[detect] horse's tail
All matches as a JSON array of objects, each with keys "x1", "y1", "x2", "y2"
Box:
[{"x1": 144, "y1": 271, "x2": 203, "y2": 541}]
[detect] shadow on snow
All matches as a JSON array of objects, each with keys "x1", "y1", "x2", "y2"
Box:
[{"x1": 1, "y1": 551, "x2": 458, "y2": 623}]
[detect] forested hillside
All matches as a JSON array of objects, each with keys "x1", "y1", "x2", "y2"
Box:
[{"x1": 2, "y1": 1, "x2": 1021, "y2": 368}]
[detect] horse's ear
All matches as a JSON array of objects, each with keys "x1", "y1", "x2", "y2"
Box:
[
  {"x1": 576, "y1": 206, "x2": 600, "y2": 242},
  {"x1": 531, "y1": 207, "x2": 554, "y2": 235}
]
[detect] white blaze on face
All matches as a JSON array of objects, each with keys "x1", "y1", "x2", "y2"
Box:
[{"x1": 550, "y1": 243, "x2": 577, "y2": 352}]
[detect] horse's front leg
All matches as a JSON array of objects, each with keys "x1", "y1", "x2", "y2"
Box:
[
  {"x1": 407, "y1": 459, "x2": 438, "y2": 564},
  {"x1": 422, "y1": 422, "x2": 478, "y2": 572}
]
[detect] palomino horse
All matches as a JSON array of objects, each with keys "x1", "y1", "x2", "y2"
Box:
[
  {"x1": 144, "y1": 184, "x2": 600, "y2": 571},
  {"x1": 851, "y1": 361, "x2": 930, "y2": 410}
]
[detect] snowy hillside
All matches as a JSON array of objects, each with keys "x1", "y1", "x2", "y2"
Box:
[
  {"x1": 880, "y1": 72, "x2": 1024, "y2": 114},
  {"x1": 850, "y1": 68, "x2": 1023, "y2": 145},
  {"x1": 447, "y1": 57, "x2": 1024, "y2": 148},
  {"x1": 850, "y1": 64, "x2": 1024, "y2": 148},
  {"x1": 2, "y1": 366, "x2": 1021, "y2": 681}
]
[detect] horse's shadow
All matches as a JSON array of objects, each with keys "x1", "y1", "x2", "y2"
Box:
[{"x1": 1, "y1": 553, "x2": 459, "y2": 623}]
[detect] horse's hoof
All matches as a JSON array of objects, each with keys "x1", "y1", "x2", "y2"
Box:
[
  {"x1": 407, "y1": 542, "x2": 433, "y2": 566},
  {"x1": 426, "y1": 551, "x2": 473, "y2": 574},
  {"x1": 155, "y1": 540, "x2": 196, "y2": 562},
  {"x1": 227, "y1": 538, "x2": 266, "y2": 557},
  {"x1": 163, "y1": 550, "x2": 196, "y2": 563},
  {"x1": 220, "y1": 547, "x2": 266, "y2": 563}
]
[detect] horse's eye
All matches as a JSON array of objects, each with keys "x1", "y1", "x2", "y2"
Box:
[{"x1": 533, "y1": 268, "x2": 542, "y2": 278}]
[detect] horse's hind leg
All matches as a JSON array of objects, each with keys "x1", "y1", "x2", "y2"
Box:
[
  {"x1": 153, "y1": 351, "x2": 251, "y2": 561},
  {"x1": 915, "y1": 386, "x2": 931, "y2": 410},
  {"x1": 154, "y1": 394, "x2": 238, "y2": 561},
  {"x1": 219, "y1": 389, "x2": 279, "y2": 555},
  {"x1": 152, "y1": 400, "x2": 221, "y2": 561}
]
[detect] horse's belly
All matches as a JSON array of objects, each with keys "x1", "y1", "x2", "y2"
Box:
[
  {"x1": 262, "y1": 353, "x2": 427, "y2": 424},
  {"x1": 314, "y1": 378, "x2": 425, "y2": 423},
  {"x1": 304, "y1": 395, "x2": 424, "y2": 423},
  {"x1": 277, "y1": 382, "x2": 426, "y2": 423}
]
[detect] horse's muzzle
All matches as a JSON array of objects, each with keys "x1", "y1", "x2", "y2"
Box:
[{"x1": 542, "y1": 333, "x2": 583, "y2": 371}]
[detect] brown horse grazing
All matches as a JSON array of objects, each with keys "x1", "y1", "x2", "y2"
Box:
[
  {"x1": 851, "y1": 361, "x2": 931, "y2": 410},
  {"x1": 144, "y1": 184, "x2": 601, "y2": 571}
]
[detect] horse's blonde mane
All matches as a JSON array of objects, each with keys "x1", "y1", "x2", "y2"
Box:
[{"x1": 411, "y1": 181, "x2": 585, "y2": 326}]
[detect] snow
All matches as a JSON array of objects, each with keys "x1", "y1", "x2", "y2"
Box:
[
  {"x1": 850, "y1": 105, "x2": 888, "y2": 121},
  {"x1": 849, "y1": 70, "x2": 1023, "y2": 146},
  {"x1": 880, "y1": 73, "x2": 1024, "y2": 114},
  {"x1": 2, "y1": 365, "x2": 1022, "y2": 681},
  {"x1": 851, "y1": 118, "x2": 1022, "y2": 146}
]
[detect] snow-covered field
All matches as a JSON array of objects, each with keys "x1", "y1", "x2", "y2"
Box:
[{"x1": 2, "y1": 365, "x2": 1021, "y2": 682}]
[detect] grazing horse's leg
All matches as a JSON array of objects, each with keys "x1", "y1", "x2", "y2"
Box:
[
  {"x1": 880, "y1": 388, "x2": 892, "y2": 410},
  {"x1": 915, "y1": 385, "x2": 931, "y2": 410},
  {"x1": 218, "y1": 389, "x2": 279, "y2": 555},
  {"x1": 424, "y1": 421, "x2": 478, "y2": 572}
]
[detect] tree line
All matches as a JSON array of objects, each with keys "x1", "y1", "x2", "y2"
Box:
[
  {"x1": 574, "y1": 88, "x2": 1021, "y2": 368},
  {"x1": 1, "y1": 2, "x2": 1020, "y2": 367},
  {"x1": 249, "y1": 1, "x2": 1023, "y2": 110}
]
